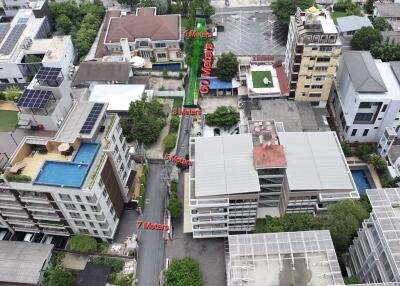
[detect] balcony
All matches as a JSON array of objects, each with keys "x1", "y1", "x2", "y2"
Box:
[
  {"x1": 20, "y1": 193, "x2": 50, "y2": 204},
  {"x1": 0, "y1": 200, "x2": 23, "y2": 210},
  {"x1": 25, "y1": 203, "x2": 55, "y2": 212},
  {"x1": 42, "y1": 228, "x2": 69, "y2": 236},
  {"x1": 191, "y1": 209, "x2": 227, "y2": 217},
  {"x1": 192, "y1": 217, "x2": 228, "y2": 224},
  {"x1": 0, "y1": 192, "x2": 16, "y2": 201},
  {"x1": 190, "y1": 198, "x2": 229, "y2": 207},
  {"x1": 1, "y1": 209, "x2": 29, "y2": 218},
  {"x1": 38, "y1": 221, "x2": 66, "y2": 229},
  {"x1": 192, "y1": 224, "x2": 228, "y2": 231},
  {"x1": 14, "y1": 226, "x2": 40, "y2": 233},
  {"x1": 7, "y1": 218, "x2": 35, "y2": 226},
  {"x1": 193, "y1": 230, "x2": 228, "y2": 238},
  {"x1": 31, "y1": 212, "x2": 61, "y2": 221}
]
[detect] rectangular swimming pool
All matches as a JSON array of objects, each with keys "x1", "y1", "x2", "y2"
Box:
[
  {"x1": 34, "y1": 143, "x2": 99, "y2": 188},
  {"x1": 351, "y1": 169, "x2": 371, "y2": 194}
]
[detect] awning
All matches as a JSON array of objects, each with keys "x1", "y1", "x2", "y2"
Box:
[{"x1": 57, "y1": 143, "x2": 70, "y2": 152}]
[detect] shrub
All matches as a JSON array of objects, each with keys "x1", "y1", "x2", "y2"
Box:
[
  {"x1": 5, "y1": 174, "x2": 31, "y2": 182},
  {"x1": 341, "y1": 143, "x2": 352, "y2": 157},
  {"x1": 355, "y1": 144, "x2": 376, "y2": 161},
  {"x1": 368, "y1": 154, "x2": 387, "y2": 175},
  {"x1": 43, "y1": 265, "x2": 75, "y2": 286},
  {"x1": 68, "y1": 234, "x2": 97, "y2": 253},
  {"x1": 163, "y1": 133, "x2": 177, "y2": 153},
  {"x1": 99, "y1": 242, "x2": 109, "y2": 253},
  {"x1": 3, "y1": 86, "x2": 21, "y2": 101},
  {"x1": 164, "y1": 257, "x2": 202, "y2": 286},
  {"x1": 170, "y1": 116, "x2": 180, "y2": 133},
  {"x1": 89, "y1": 256, "x2": 124, "y2": 273},
  {"x1": 168, "y1": 193, "x2": 182, "y2": 218}
]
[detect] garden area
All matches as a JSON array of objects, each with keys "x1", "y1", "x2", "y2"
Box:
[
  {"x1": 163, "y1": 97, "x2": 182, "y2": 154},
  {"x1": 251, "y1": 71, "x2": 274, "y2": 88},
  {"x1": 205, "y1": 106, "x2": 238, "y2": 128},
  {"x1": 164, "y1": 257, "x2": 202, "y2": 286},
  {"x1": 168, "y1": 179, "x2": 182, "y2": 219},
  {"x1": 0, "y1": 110, "x2": 18, "y2": 132},
  {"x1": 138, "y1": 165, "x2": 148, "y2": 210}
]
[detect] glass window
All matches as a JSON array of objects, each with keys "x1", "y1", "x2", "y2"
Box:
[
  {"x1": 98, "y1": 178, "x2": 104, "y2": 188},
  {"x1": 89, "y1": 222, "x2": 94, "y2": 227},
  {"x1": 70, "y1": 212, "x2": 81, "y2": 219},
  {"x1": 91, "y1": 205, "x2": 99, "y2": 212},
  {"x1": 60, "y1": 194, "x2": 71, "y2": 201},
  {"x1": 85, "y1": 214, "x2": 91, "y2": 219},
  {"x1": 80, "y1": 205, "x2": 86, "y2": 211},
  {"x1": 316, "y1": 57, "x2": 330, "y2": 62},
  {"x1": 86, "y1": 195, "x2": 97, "y2": 204},
  {"x1": 382, "y1": 104, "x2": 388, "y2": 112},
  {"x1": 102, "y1": 189, "x2": 107, "y2": 198},
  {"x1": 64, "y1": 203, "x2": 76, "y2": 210},
  {"x1": 75, "y1": 195, "x2": 82, "y2": 202},
  {"x1": 359, "y1": 102, "x2": 372, "y2": 108},
  {"x1": 363, "y1": 129, "x2": 369, "y2": 136},
  {"x1": 155, "y1": 43, "x2": 166, "y2": 48},
  {"x1": 157, "y1": 53, "x2": 167, "y2": 59},
  {"x1": 106, "y1": 197, "x2": 111, "y2": 206},
  {"x1": 354, "y1": 113, "x2": 373, "y2": 122},
  {"x1": 110, "y1": 206, "x2": 115, "y2": 215},
  {"x1": 351, "y1": 129, "x2": 357, "y2": 136}
]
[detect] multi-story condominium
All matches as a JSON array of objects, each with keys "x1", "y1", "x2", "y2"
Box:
[
  {"x1": 0, "y1": 101, "x2": 135, "y2": 241},
  {"x1": 350, "y1": 188, "x2": 400, "y2": 283},
  {"x1": 226, "y1": 230, "x2": 344, "y2": 286},
  {"x1": 330, "y1": 51, "x2": 400, "y2": 143},
  {"x1": 0, "y1": 9, "x2": 75, "y2": 84},
  {"x1": 186, "y1": 120, "x2": 358, "y2": 238},
  {"x1": 284, "y1": 6, "x2": 341, "y2": 107},
  {"x1": 99, "y1": 8, "x2": 183, "y2": 66}
]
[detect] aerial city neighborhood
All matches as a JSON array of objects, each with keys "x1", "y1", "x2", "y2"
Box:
[{"x1": 1, "y1": 0, "x2": 400, "y2": 285}]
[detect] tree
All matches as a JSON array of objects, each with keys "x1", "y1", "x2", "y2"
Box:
[
  {"x1": 364, "y1": 0, "x2": 374, "y2": 14},
  {"x1": 216, "y1": 52, "x2": 239, "y2": 81},
  {"x1": 371, "y1": 39, "x2": 400, "y2": 62},
  {"x1": 368, "y1": 154, "x2": 387, "y2": 175},
  {"x1": 89, "y1": 257, "x2": 124, "y2": 273},
  {"x1": 205, "y1": 106, "x2": 238, "y2": 128},
  {"x1": 168, "y1": 193, "x2": 182, "y2": 218},
  {"x1": 256, "y1": 213, "x2": 321, "y2": 233},
  {"x1": 122, "y1": 99, "x2": 167, "y2": 145},
  {"x1": 3, "y1": 86, "x2": 21, "y2": 101},
  {"x1": 68, "y1": 234, "x2": 97, "y2": 253},
  {"x1": 164, "y1": 257, "x2": 202, "y2": 286},
  {"x1": 140, "y1": 0, "x2": 168, "y2": 14},
  {"x1": 341, "y1": 143, "x2": 352, "y2": 157},
  {"x1": 188, "y1": 0, "x2": 215, "y2": 20},
  {"x1": 55, "y1": 15, "x2": 72, "y2": 34},
  {"x1": 351, "y1": 27, "x2": 382, "y2": 50},
  {"x1": 163, "y1": 133, "x2": 177, "y2": 153},
  {"x1": 43, "y1": 265, "x2": 75, "y2": 286},
  {"x1": 355, "y1": 144, "x2": 375, "y2": 161},
  {"x1": 373, "y1": 17, "x2": 388, "y2": 31},
  {"x1": 271, "y1": 0, "x2": 314, "y2": 25}
]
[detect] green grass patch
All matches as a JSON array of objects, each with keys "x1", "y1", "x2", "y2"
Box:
[
  {"x1": 331, "y1": 11, "x2": 348, "y2": 24},
  {"x1": 0, "y1": 110, "x2": 18, "y2": 132},
  {"x1": 251, "y1": 71, "x2": 273, "y2": 88},
  {"x1": 173, "y1": 97, "x2": 183, "y2": 110}
]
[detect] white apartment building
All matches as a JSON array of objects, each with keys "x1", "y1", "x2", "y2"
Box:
[
  {"x1": 350, "y1": 188, "x2": 400, "y2": 283},
  {"x1": 186, "y1": 120, "x2": 358, "y2": 238},
  {"x1": 330, "y1": 51, "x2": 400, "y2": 143},
  {"x1": 0, "y1": 9, "x2": 74, "y2": 84},
  {"x1": 0, "y1": 101, "x2": 135, "y2": 241}
]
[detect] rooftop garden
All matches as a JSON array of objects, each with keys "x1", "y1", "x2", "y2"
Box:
[{"x1": 251, "y1": 71, "x2": 274, "y2": 88}]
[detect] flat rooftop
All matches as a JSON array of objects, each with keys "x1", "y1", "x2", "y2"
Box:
[
  {"x1": 28, "y1": 36, "x2": 72, "y2": 62},
  {"x1": 277, "y1": 132, "x2": 355, "y2": 191},
  {"x1": 194, "y1": 133, "x2": 259, "y2": 197},
  {"x1": 227, "y1": 231, "x2": 344, "y2": 286},
  {"x1": 0, "y1": 241, "x2": 53, "y2": 285},
  {"x1": 247, "y1": 65, "x2": 280, "y2": 95}
]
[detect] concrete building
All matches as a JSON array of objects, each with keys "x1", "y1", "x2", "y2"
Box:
[
  {"x1": 284, "y1": 7, "x2": 341, "y2": 107},
  {"x1": 226, "y1": 230, "x2": 344, "y2": 286},
  {"x1": 186, "y1": 120, "x2": 357, "y2": 238},
  {"x1": 0, "y1": 9, "x2": 74, "y2": 85},
  {"x1": 0, "y1": 101, "x2": 136, "y2": 241},
  {"x1": 96, "y1": 8, "x2": 183, "y2": 67},
  {"x1": 350, "y1": 188, "x2": 400, "y2": 283},
  {"x1": 0, "y1": 240, "x2": 53, "y2": 285},
  {"x1": 330, "y1": 51, "x2": 400, "y2": 143}
]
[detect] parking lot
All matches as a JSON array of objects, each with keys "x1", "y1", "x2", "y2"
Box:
[{"x1": 213, "y1": 9, "x2": 287, "y2": 56}]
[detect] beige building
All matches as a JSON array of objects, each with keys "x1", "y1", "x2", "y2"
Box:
[{"x1": 284, "y1": 7, "x2": 341, "y2": 108}]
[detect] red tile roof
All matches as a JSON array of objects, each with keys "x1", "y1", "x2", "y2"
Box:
[{"x1": 276, "y1": 64, "x2": 289, "y2": 95}]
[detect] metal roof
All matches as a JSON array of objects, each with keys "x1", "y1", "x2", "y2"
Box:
[
  {"x1": 277, "y1": 132, "x2": 355, "y2": 191},
  {"x1": 0, "y1": 241, "x2": 53, "y2": 285},
  {"x1": 376, "y1": 3, "x2": 400, "y2": 18},
  {"x1": 194, "y1": 133, "x2": 260, "y2": 197},
  {"x1": 342, "y1": 51, "x2": 387, "y2": 93},
  {"x1": 337, "y1": 16, "x2": 372, "y2": 33}
]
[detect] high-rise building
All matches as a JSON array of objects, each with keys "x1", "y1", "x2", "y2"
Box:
[{"x1": 284, "y1": 7, "x2": 341, "y2": 108}]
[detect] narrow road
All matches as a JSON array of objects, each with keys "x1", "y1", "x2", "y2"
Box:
[{"x1": 135, "y1": 114, "x2": 191, "y2": 286}]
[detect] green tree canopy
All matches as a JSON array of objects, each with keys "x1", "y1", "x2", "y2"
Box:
[
  {"x1": 371, "y1": 39, "x2": 400, "y2": 62},
  {"x1": 368, "y1": 154, "x2": 387, "y2": 174},
  {"x1": 364, "y1": 0, "x2": 374, "y2": 14},
  {"x1": 188, "y1": 0, "x2": 215, "y2": 20},
  {"x1": 351, "y1": 27, "x2": 382, "y2": 50},
  {"x1": 256, "y1": 213, "x2": 321, "y2": 233},
  {"x1": 271, "y1": 0, "x2": 314, "y2": 25},
  {"x1": 373, "y1": 17, "x2": 388, "y2": 31},
  {"x1": 55, "y1": 15, "x2": 72, "y2": 34},
  {"x1": 140, "y1": 0, "x2": 168, "y2": 14},
  {"x1": 164, "y1": 257, "x2": 202, "y2": 286},
  {"x1": 43, "y1": 265, "x2": 75, "y2": 286},
  {"x1": 68, "y1": 234, "x2": 97, "y2": 253},
  {"x1": 205, "y1": 106, "x2": 238, "y2": 128},
  {"x1": 122, "y1": 99, "x2": 167, "y2": 145},
  {"x1": 216, "y1": 52, "x2": 239, "y2": 81}
]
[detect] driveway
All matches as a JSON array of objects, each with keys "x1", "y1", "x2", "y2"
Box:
[{"x1": 113, "y1": 209, "x2": 139, "y2": 244}]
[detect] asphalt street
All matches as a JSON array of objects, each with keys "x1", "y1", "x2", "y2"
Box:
[{"x1": 135, "y1": 114, "x2": 191, "y2": 286}]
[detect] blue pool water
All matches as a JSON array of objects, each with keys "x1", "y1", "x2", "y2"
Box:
[
  {"x1": 152, "y1": 63, "x2": 182, "y2": 71},
  {"x1": 34, "y1": 143, "x2": 99, "y2": 188},
  {"x1": 351, "y1": 170, "x2": 371, "y2": 194}
]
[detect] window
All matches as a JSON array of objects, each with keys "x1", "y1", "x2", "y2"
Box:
[
  {"x1": 80, "y1": 205, "x2": 86, "y2": 211},
  {"x1": 157, "y1": 53, "x2": 167, "y2": 59},
  {"x1": 75, "y1": 195, "x2": 82, "y2": 202},
  {"x1": 316, "y1": 57, "x2": 330, "y2": 62},
  {"x1": 312, "y1": 47, "x2": 318, "y2": 51},
  {"x1": 93, "y1": 230, "x2": 98, "y2": 235},
  {"x1": 86, "y1": 195, "x2": 97, "y2": 203},
  {"x1": 313, "y1": 75, "x2": 326, "y2": 81},
  {"x1": 155, "y1": 43, "x2": 166, "y2": 48},
  {"x1": 106, "y1": 197, "x2": 111, "y2": 206},
  {"x1": 319, "y1": 46, "x2": 332, "y2": 52},
  {"x1": 60, "y1": 194, "x2": 71, "y2": 201},
  {"x1": 315, "y1": 66, "x2": 328, "y2": 71},
  {"x1": 311, "y1": 84, "x2": 323, "y2": 89},
  {"x1": 123, "y1": 171, "x2": 128, "y2": 181},
  {"x1": 85, "y1": 214, "x2": 91, "y2": 219},
  {"x1": 310, "y1": 57, "x2": 316, "y2": 60},
  {"x1": 351, "y1": 129, "x2": 357, "y2": 136},
  {"x1": 363, "y1": 129, "x2": 369, "y2": 136},
  {"x1": 309, "y1": 93, "x2": 322, "y2": 97},
  {"x1": 70, "y1": 212, "x2": 81, "y2": 219},
  {"x1": 114, "y1": 145, "x2": 119, "y2": 154},
  {"x1": 100, "y1": 222, "x2": 109, "y2": 229},
  {"x1": 64, "y1": 203, "x2": 76, "y2": 210},
  {"x1": 91, "y1": 205, "x2": 99, "y2": 212},
  {"x1": 98, "y1": 178, "x2": 104, "y2": 188},
  {"x1": 110, "y1": 206, "x2": 115, "y2": 215},
  {"x1": 304, "y1": 85, "x2": 310, "y2": 88},
  {"x1": 79, "y1": 228, "x2": 89, "y2": 234},
  {"x1": 308, "y1": 67, "x2": 313, "y2": 70},
  {"x1": 354, "y1": 113, "x2": 373, "y2": 123},
  {"x1": 116, "y1": 123, "x2": 121, "y2": 133},
  {"x1": 359, "y1": 102, "x2": 372, "y2": 108},
  {"x1": 102, "y1": 189, "x2": 107, "y2": 198},
  {"x1": 75, "y1": 220, "x2": 85, "y2": 226},
  {"x1": 112, "y1": 135, "x2": 116, "y2": 143},
  {"x1": 89, "y1": 222, "x2": 94, "y2": 227},
  {"x1": 139, "y1": 41, "x2": 148, "y2": 47},
  {"x1": 381, "y1": 104, "x2": 388, "y2": 112},
  {"x1": 396, "y1": 126, "x2": 400, "y2": 132},
  {"x1": 113, "y1": 213, "x2": 117, "y2": 221}
]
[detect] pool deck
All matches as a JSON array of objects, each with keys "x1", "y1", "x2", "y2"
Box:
[{"x1": 20, "y1": 152, "x2": 72, "y2": 178}]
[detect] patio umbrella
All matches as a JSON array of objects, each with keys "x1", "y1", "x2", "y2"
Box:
[
  {"x1": 9, "y1": 161, "x2": 26, "y2": 173},
  {"x1": 58, "y1": 143, "x2": 70, "y2": 152}
]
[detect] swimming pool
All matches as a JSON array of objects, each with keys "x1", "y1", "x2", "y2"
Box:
[
  {"x1": 152, "y1": 63, "x2": 182, "y2": 71},
  {"x1": 351, "y1": 169, "x2": 371, "y2": 194},
  {"x1": 34, "y1": 143, "x2": 99, "y2": 188}
]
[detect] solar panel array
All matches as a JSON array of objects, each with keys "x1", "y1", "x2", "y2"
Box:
[
  {"x1": 17, "y1": 89, "x2": 52, "y2": 109},
  {"x1": 0, "y1": 24, "x2": 10, "y2": 44},
  {"x1": 36, "y1": 67, "x2": 62, "y2": 81},
  {"x1": 0, "y1": 24, "x2": 26, "y2": 55},
  {"x1": 80, "y1": 103, "x2": 104, "y2": 134}
]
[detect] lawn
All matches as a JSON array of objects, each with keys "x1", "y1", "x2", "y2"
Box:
[
  {"x1": 251, "y1": 71, "x2": 274, "y2": 88},
  {"x1": 331, "y1": 11, "x2": 348, "y2": 24},
  {"x1": 0, "y1": 110, "x2": 18, "y2": 132}
]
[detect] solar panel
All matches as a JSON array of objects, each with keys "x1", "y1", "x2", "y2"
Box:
[
  {"x1": 0, "y1": 24, "x2": 10, "y2": 44},
  {"x1": 80, "y1": 103, "x2": 104, "y2": 134},
  {"x1": 17, "y1": 89, "x2": 52, "y2": 109},
  {"x1": 36, "y1": 67, "x2": 62, "y2": 81},
  {"x1": 0, "y1": 24, "x2": 26, "y2": 55}
]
